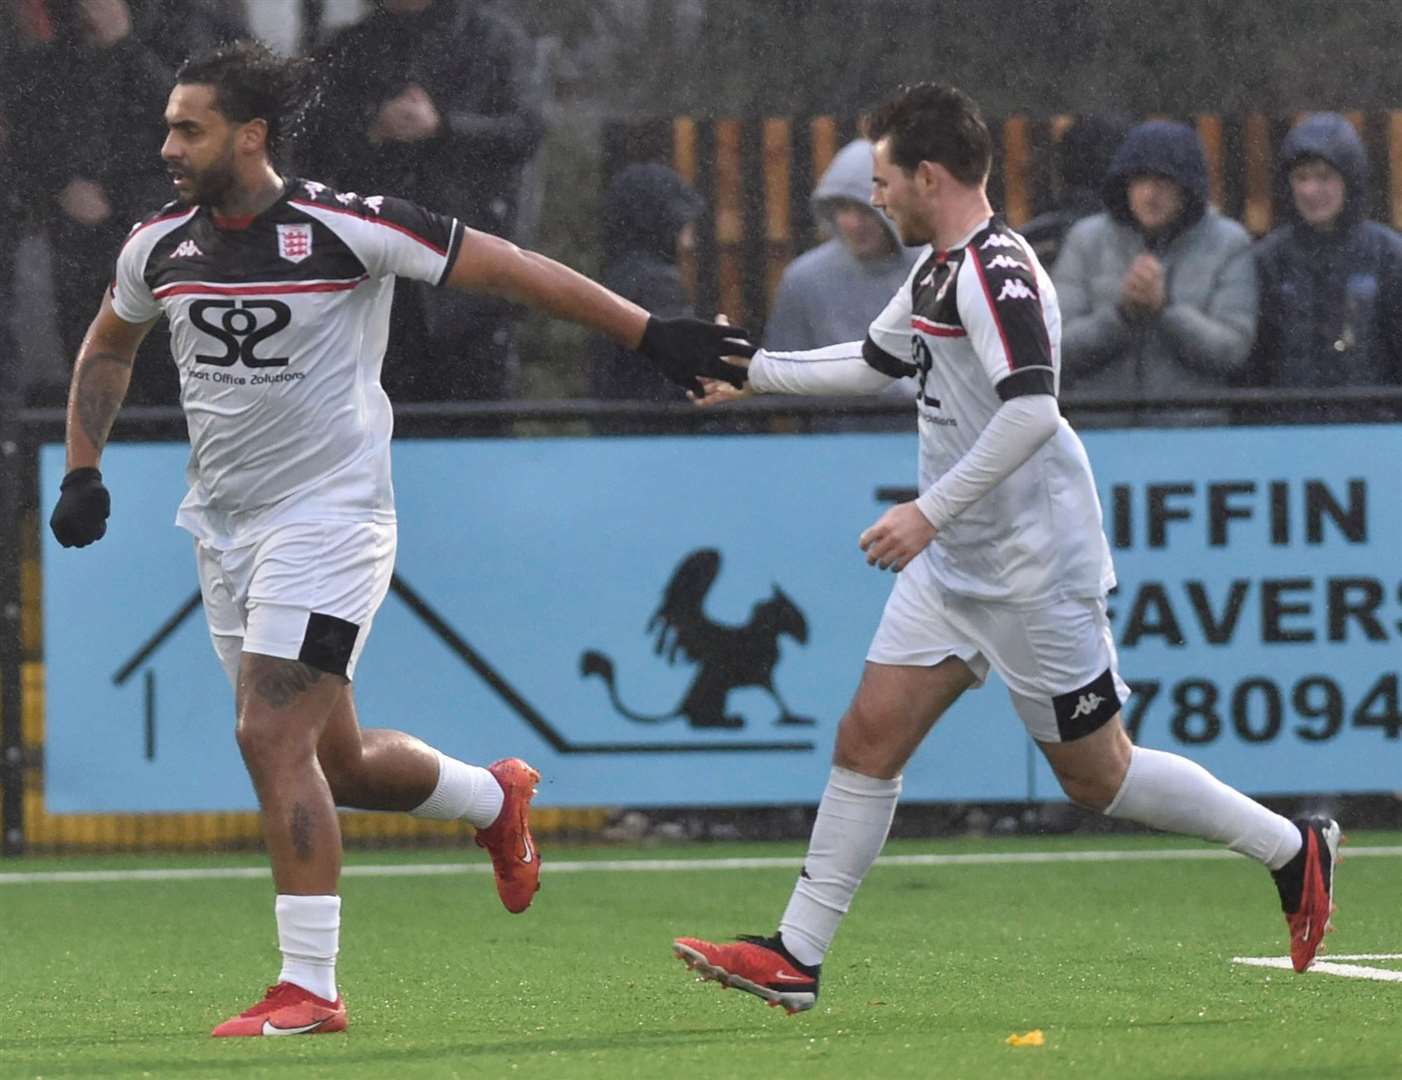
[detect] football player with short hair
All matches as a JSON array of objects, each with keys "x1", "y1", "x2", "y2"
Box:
[
  {"x1": 673, "y1": 83, "x2": 1338, "y2": 1014},
  {"x1": 47, "y1": 39, "x2": 751, "y2": 1037}
]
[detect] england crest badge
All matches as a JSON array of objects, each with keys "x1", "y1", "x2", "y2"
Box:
[{"x1": 277, "y1": 223, "x2": 313, "y2": 263}]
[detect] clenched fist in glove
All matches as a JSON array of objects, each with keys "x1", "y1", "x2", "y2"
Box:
[{"x1": 50, "y1": 467, "x2": 111, "y2": 548}]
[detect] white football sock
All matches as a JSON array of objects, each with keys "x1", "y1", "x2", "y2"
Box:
[
  {"x1": 1104, "y1": 746, "x2": 1301, "y2": 869},
  {"x1": 409, "y1": 751, "x2": 503, "y2": 828},
  {"x1": 275, "y1": 894, "x2": 341, "y2": 1002},
  {"x1": 779, "y1": 766, "x2": 901, "y2": 968}
]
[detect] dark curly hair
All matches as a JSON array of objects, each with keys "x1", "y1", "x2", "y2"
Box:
[
  {"x1": 175, "y1": 40, "x2": 315, "y2": 157},
  {"x1": 868, "y1": 83, "x2": 992, "y2": 187}
]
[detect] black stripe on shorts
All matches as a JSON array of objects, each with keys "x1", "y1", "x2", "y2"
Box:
[
  {"x1": 299, "y1": 612, "x2": 360, "y2": 678},
  {"x1": 1051, "y1": 666, "x2": 1121, "y2": 741}
]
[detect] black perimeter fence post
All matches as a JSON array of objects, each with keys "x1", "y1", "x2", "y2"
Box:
[{"x1": 0, "y1": 384, "x2": 24, "y2": 856}]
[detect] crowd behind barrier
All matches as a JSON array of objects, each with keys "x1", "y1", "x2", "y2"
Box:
[{"x1": 1, "y1": 1, "x2": 1400, "y2": 422}]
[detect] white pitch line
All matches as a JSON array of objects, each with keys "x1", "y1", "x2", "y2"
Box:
[
  {"x1": 1233, "y1": 956, "x2": 1402, "y2": 983},
  {"x1": 1, "y1": 844, "x2": 1399, "y2": 886}
]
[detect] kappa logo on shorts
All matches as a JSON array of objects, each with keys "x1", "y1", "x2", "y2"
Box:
[
  {"x1": 1070, "y1": 692, "x2": 1105, "y2": 721},
  {"x1": 1053, "y1": 668, "x2": 1120, "y2": 741}
]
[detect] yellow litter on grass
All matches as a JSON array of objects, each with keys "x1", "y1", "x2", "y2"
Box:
[{"x1": 1006, "y1": 1029, "x2": 1046, "y2": 1048}]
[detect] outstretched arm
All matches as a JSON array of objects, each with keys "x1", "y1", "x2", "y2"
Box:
[
  {"x1": 446, "y1": 227, "x2": 648, "y2": 345},
  {"x1": 692, "y1": 339, "x2": 906, "y2": 406},
  {"x1": 444, "y1": 228, "x2": 750, "y2": 391}
]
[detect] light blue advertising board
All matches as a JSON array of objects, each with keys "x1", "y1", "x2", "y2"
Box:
[{"x1": 40, "y1": 425, "x2": 1401, "y2": 812}]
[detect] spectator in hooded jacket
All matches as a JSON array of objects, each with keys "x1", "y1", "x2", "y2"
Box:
[
  {"x1": 1248, "y1": 112, "x2": 1402, "y2": 422},
  {"x1": 1021, "y1": 112, "x2": 1130, "y2": 270},
  {"x1": 588, "y1": 162, "x2": 705, "y2": 409},
  {"x1": 764, "y1": 139, "x2": 919, "y2": 351},
  {"x1": 1053, "y1": 120, "x2": 1258, "y2": 426}
]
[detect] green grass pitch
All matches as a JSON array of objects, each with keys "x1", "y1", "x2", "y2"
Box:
[{"x1": 2, "y1": 832, "x2": 1399, "y2": 1079}]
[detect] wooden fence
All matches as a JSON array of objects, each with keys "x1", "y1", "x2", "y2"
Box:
[{"x1": 604, "y1": 112, "x2": 1402, "y2": 330}]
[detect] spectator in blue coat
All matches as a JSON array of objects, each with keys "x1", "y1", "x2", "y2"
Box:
[{"x1": 1248, "y1": 112, "x2": 1402, "y2": 422}]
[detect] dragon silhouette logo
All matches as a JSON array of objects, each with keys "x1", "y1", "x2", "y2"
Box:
[{"x1": 580, "y1": 549, "x2": 813, "y2": 729}]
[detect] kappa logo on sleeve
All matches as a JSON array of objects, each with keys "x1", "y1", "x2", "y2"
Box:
[
  {"x1": 985, "y1": 254, "x2": 1027, "y2": 272},
  {"x1": 995, "y1": 278, "x2": 1037, "y2": 302}
]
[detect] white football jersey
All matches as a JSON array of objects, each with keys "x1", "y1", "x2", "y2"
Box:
[
  {"x1": 111, "y1": 179, "x2": 463, "y2": 546},
  {"x1": 863, "y1": 217, "x2": 1115, "y2": 604}
]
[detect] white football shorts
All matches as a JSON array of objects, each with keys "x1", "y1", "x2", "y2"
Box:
[
  {"x1": 195, "y1": 521, "x2": 396, "y2": 687},
  {"x1": 866, "y1": 553, "x2": 1130, "y2": 743}
]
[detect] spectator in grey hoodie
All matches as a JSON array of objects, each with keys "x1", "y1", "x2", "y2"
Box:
[
  {"x1": 764, "y1": 138, "x2": 919, "y2": 350},
  {"x1": 1054, "y1": 120, "x2": 1258, "y2": 425},
  {"x1": 1248, "y1": 112, "x2": 1402, "y2": 422}
]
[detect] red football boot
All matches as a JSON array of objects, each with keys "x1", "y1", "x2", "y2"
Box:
[
  {"x1": 474, "y1": 757, "x2": 542, "y2": 913},
  {"x1": 1271, "y1": 816, "x2": 1342, "y2": 973},
  {"x1": 674, "y1": 934, "x2": 820, "y2": 1014},
  {"x1": 211, "y1": 982, "x2": 346, "y2": 1037}
]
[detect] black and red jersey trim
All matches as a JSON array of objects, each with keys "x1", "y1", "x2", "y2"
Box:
[
  {"x1": 862, "y1": 335, "x2": 917, "y2": 378},
  {"x1": 288, "y1": 198, "x2": 450, "y2": 257},
  {"x1": 152, "y1": 276, "x2": 370, "y2": 300},
  {"x1": 436, "y1": 224, "x2": 465, "y2": 288},
  {"x1": 968, "y1": 253, "x2": 1017, "y2": 371},
  {"x1": 911, "y1": 315, "x2": 966, "y2": 338},
  {"x1": 995, "y1": 366, "x2": 1056, "y2": 400},
  {"x1": 965, "y1": 220, "x2": 1053, "y2": 374},
  {"x1": 118, "y1": 205, "x2": 197, "y2": 254}
]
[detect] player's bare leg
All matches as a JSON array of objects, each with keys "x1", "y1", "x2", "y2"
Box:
[
  {"x1": 675, "y1": 657, "x2": 976, "y2": 1012},
  {"x1": 1039, "y1": 714, "x2": 1338, "y2": 971},
  {"x1": 1035, "y1": 714, "x2": 1132, "y2": 810},
  {"x1": 831, "y1": 657, "x2": 978, "y2": 777},
  {"x1": 317, "y1": 687, "x2": 541, "y2": 914},
  {"x1": 315, "y1": 688, "x2": 439, "y2": 811},
  {"x1": 235, "y1": 652, "x2": 347, "y2": 896},
  {"x1": 214, "y1": 652, "x2": 349, "y2": 1036}
]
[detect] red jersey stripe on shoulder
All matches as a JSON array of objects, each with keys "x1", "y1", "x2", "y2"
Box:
[
  {"x1": 120, "y1": 207, "x2": 198, "y2": 251},
  {"x1": 911, "y1": 315, "x2": 967, "y2": 338},
  {"x1": 289, "y1": 199, "x2": 447, "y2": 257}
]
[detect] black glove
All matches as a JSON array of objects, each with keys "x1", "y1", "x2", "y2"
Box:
[
  {"x1": 637, "y1": 316, "x2": 756, "y2": 395},
  {"x1": 50, "y1": 467, "x2": 111, "y2": 548}
]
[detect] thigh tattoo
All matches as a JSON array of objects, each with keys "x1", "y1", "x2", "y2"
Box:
[{"x1": 253, "y1": 659, "x2": 325, "y2": 708}]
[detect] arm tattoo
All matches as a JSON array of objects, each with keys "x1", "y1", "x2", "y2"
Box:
[
  {"x1": 74, "y1": 350, "x2": 134, "y2": 452},
  {"x1": 290, "y1": 802, "x2": 315, "y2": 860},
  {"x1": 253, "y1": 660, "x2": 325, "y2": 708}
]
